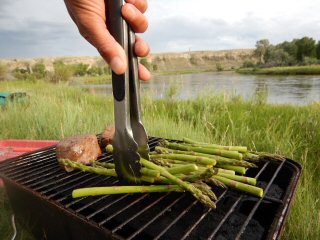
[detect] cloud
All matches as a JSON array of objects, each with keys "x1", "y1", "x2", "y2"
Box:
[
  {"x1": 144, "y1": 14, "x2": 320, "y2": 53},
  {"x1": 1, "y1": 0, "x2": 320, "y2": 57},
  {"x1": 0, "y1": 20, "x2": 96, "y2": 58}
]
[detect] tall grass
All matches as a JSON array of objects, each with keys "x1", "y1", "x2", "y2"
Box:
[{"x1": 0, "y1": 81, "x2": 319, "y2": 239}]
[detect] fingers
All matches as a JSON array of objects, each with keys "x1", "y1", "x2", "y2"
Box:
[
  {"x1": 138, "y1": 63, "x2": 151, "y2": 81},
  {"x1": 122, "y1": 3, "x2": 148, "y2": 33},
  {"x1": 78, "y1": 16, "x2": 127, "y2": 75},
  {"x1": 135, "y1": 36, "x2": 150, "y2": 57},
  {"x1": 125, "y1": 0, "x2": 148, "y2": 13}
]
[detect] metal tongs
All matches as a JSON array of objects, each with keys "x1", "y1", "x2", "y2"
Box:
[{"x1": 106, "y1": 0, "x2": 150, "y2": 183}]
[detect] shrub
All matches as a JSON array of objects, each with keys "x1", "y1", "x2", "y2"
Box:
[
  {"x1": 242, "y1": 60, "x2": 256, "y2": 68},
  {"x1": 49, "y1": 60, "x2": 74, "y2": 83},
  {"x1": 73, "y1": 63, "x2": 89, "y2": 76},
  {"x1": 12, "y1": 68, "x2": 30, "y2": 80},
  {"x1": 216, "y1": 63, "x2": 223, "y2": 71},
  {"x1": 32, "y1": 63, "x2": 46, "y2": 79},
  {"x1": 87, "y1": 66, "x2": 104, "y2": 76}
]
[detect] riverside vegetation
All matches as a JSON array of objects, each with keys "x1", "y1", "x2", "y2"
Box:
[
  {"x1": 0, "y1": 81, "x2": 319, "y2": 239},
  {"x1": 239, "y1": 36, "x2": 320, "y2": 75}
]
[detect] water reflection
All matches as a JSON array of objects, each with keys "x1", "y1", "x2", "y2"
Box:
[{"x1": 79, "y1": 72, "x2": 320, "y2": 105}]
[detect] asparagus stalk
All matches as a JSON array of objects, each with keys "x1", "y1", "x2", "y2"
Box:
[
  {"x1": 166, "y1": 164, "x2": 198, "y2": 175},
  {"x1": 106, "y1": 144, "x2": 113, "y2": 153},
  {"x1": 243, "y1": 152, "x2": 260, "y2": 162},
  {"x1": 216, "y1": 165, "x2": 246, "y2": 175},
  {"x1": 215, "y1": 168, "x2": 236, "y2": 175},
  {"x1": 92, "y1": 161, "x2": 115, "y2": 169},
  {"x1": 155, "y1": 146, "x2": 255, "y2": 168},
  {"x1": 141, "y1": 158, "x2": 216, "y2": 209},
  {"x1": 193, "y1": 181, "x2": 217, "y2": 201},
  {"x1": 72, "y1": 185, "x2": 184, "y2": 198},
  {"x1": 205, "y1": 177, "x2": 226, "y2": 188},
  {"x1": 197, "y1": 166, "x2": 235, "y2": 175},
  {"x1": 217, "y1": 172, "x2": 256, "y2": 186},
  {"x1": 213, "y1": 175, "x2": 263, "y2": 197},
  {"x1": 140, "y1": 168, "x2": 161, "y2": 178},
  {"x1": 183, "y1": 137, "x2": 248, "y2": 153},
  {"x1": 59, "y1": 159, "x2": 155, "y2": 183},
  {"x1": 92, "y1": 161, "x2": 160, "y2": 178},
  {"x1": 150, "y1": 153, "x2": 216, "y2": 166},
  {"x1": 162, "y1": 141, "x2": 243, "y2": 160}
]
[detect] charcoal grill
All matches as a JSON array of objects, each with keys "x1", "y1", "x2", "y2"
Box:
[{"x1": 0, "y1": 137, "x2": 301, "y2": 240}]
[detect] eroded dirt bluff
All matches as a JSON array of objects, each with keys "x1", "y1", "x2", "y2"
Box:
[{"x1": 0, "y1": 49, "x2": 256, "y2": 74}]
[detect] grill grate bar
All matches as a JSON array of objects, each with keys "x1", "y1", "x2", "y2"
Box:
[
  {"x1": 57, "y1": 177, "x2": 116, "y2": 203},
  {"x1": 87, "y1": 194, "x2": 129, "y2": 219},
  {"x1": 14, "y1": 160, "x2": 58, "y2": 183},
  {"x1": 48, "y1": 174, "x2": 114, "y2": 199},
  {"x1": 98, "y1": 194, "x2": 149, "y2": 226},
  {"x1": 45, "y1": 173, "x2": 105, "y2": 198},
  {"x1": 180, "y1": 190, "x2": 229, "y2": 240},
  {"x1": 235, "y1": 160, "x2": 286, "y2": 239},
  {"x1": 34, "y1": 171, "x2": 94, "y2": 192},
  {"x1": 28, "y1": 170, "x2": 83, "y2": 190},
  {"x1": 0, "y1": 148, "x2": 55, "y2": 172},
  {"x1": 155, "y1": 199, "x2": 199, "y2": 240},
  {"x1": 208, "y1": 160, "x2": 271, "y2": 239},
  {"x1": 178, "y1": 160, "x2": 270, "y2": 240},
  {"x1": 127, "y1": 194, "x2": 186, "y2": 240},
  {"x1": 20, "y1": 168, "x2": 61, "y2": 186},
  {"x1": 71, "y1": 191, "x2": 114, "y2": 212},
  {"x1": 112, "y1": 193, "x2": 171, "y2": 233},
  {"x1": 5, "y1": 153, "x2": 56, "y2": 177}
]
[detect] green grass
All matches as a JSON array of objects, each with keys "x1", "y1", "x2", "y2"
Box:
[
  {"x1": 238, "y1": 65, "x2": 320, "y2": 75},
  {"x1": 75, "y1": 74, "x2": 112, "y2": 85},
  {"x1": 0, "y1": 81, "x2": 319, "y2": 239}
]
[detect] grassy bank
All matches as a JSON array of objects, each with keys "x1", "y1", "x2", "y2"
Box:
[
  {"x1": 74, "y1": 74, "x2": 112, "y2": 85},
  {"x1": 0, "y1": 81, "x2": 319, "y2": 239},
  {"x1": 238, "y1": 65, "x2": 320, "y2": 75}
]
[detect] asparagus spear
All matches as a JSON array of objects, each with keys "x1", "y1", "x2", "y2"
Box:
[
  {"x1": 59, "y1": 159, "x2": 155, "y2": 183},
  {"x1": 216, "y1": 172, "x2": 256, "y2": 185},
  {"x1": 72, "y1": 185, "x2": 184, "y2": 198},
  {"x1": 141, "y1": 158, "x2": 216, "y2": 209},
  {"x1": 150, "y1": 153, "x2": 216, "y2": 166},
  {"x1": 213, "y1": 175, "x2": 263, "y2": 197},
  {"x1": 166, "y1": 164, "x2": 198, "y2": 175},
  {"x1": 155, "y1": 146, "x2": 255, "y2": 168},
  {"x1": 92, "y1": 161, "x2": 160, "y2": 178},
  {"x1": 161, "y1": 140, "x2": 243, "y2": 160},
  {"x1": 193, "y1": 181, "x2": 217, "y2": 201},
  {"x1": 183, "y1": 137, "x2": 248, "y2": 153},
  {"x1": 216, "y1": 165, "x2": 246, "y2": 174}
]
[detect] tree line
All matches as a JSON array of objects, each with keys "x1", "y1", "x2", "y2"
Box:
[{"x1": 251, "y1": 37, "x2": 320, "y2": 68}]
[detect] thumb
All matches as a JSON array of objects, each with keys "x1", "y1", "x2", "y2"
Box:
[{"x1": 79, "y1": 17, "x2": 127, "y2": 75}]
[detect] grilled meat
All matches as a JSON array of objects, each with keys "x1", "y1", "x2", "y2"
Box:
[
  {"x1": 100, "y1": 126, "x2": 115, "y2": 148},
  {"x1": 56, "y1": 134, "x2": 102, "y2": 172}
]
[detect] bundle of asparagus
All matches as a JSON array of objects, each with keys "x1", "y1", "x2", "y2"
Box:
[{"x1": 59, "y1": 138, "x2": 264, "y2": 209}]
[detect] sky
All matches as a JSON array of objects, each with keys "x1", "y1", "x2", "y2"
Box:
[{"x1": 0, "y1": 0, "x2": 320, "y2": 58}]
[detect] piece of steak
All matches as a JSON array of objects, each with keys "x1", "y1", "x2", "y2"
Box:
[
  {"x1": 100, "y1": 126, "x2": 115, "y2": 148},
  {"x1": 56, "y1": 134, "x2": 102, "y2": 172}
]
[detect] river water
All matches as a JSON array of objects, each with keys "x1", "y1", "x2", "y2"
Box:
[{"x1": 80, "y1": 72, "x2": 320, "y2": 105}]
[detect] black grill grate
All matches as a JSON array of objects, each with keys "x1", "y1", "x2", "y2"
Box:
[{"x1": 0, "y1": 137, "x2": 302, "y2": 240}]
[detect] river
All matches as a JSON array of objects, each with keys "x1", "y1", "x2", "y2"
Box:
[{"x1": 80, "y1": 72, "x2": 320, "y2": 105}]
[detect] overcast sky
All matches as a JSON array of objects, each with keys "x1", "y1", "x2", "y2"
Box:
[{"x1": 1, "y1": 0, "x2": 320, "y2": 58}]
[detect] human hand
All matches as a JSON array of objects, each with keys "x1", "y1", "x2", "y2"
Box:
[{"x1": 64, "y1": 0, "x2": 150, "y2": 80}]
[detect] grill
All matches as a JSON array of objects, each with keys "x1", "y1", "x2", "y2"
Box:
[{"x1": 0, "y1": 137, "x2": 301, "y2": 240}]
